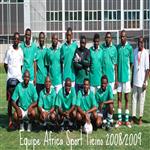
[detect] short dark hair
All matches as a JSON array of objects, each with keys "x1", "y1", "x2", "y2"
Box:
[
  {"x1": 39, "y1": 32, "x2": 45, "y2": 37},
  {"x1": 80, "y1": 35, "x2": 86, "y2": 41},
  {"x1": 105, "y1": 32, "x2": 112, "y2": 37},
  {"x1": 101, "y1": 75, "x2": 108, "y2": 83},
  {"x1": 84, "y1": 78, "x2": 90, "y2": 84},
  {"x1": 25, "y1": 28, "x2": 31, "y2": 33},
  {"x1": 13, "y1": 32, "x2": 20, "y2": 38},
  {"x1": 66, "y1": 27, "x2": 72, "y2": 33},
  {"x1": 93, "y1": 33, "x2": 100, "y2": 41},
  {"x1": 65, "y1": 77, "x2": 71, "y2": 83}
]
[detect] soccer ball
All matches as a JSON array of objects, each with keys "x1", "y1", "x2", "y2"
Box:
[{"x1": 83, "y1": 123, "x2": 93, "y2": 134}]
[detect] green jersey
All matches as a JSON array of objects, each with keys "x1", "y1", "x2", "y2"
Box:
[
  {"x1": 35, "y1": 46, "x2": 47, "y2": 84},
  {"x1": 60, "y1": 41, "x2": 78, "y2": 81},
  {"x1": 89, "y1": 46, "x2": 103, "y2": 86},
  {"x1": 100, "y1": 43, "x2": 117, "y2": 83},
  {"x1": 45, "y1": 47, "x2": 62, "y2": 86},
  {"x1": 38, "y1": 88, "x2": 56, "y2": 111},
  {"x1": 12, "y1": 82, "x2": 38, "y2": 111},
  {"x1": 76, "y1": 90, "x2": 98, "y2": 112},
  {"x1": 55, "y1": 87, "x2": 76, "y2": 111},
  {"x1": 117, "y1": 42, "x2": 133, "y2": 82},
  {"x1": 20, "y1": 42, "x2": 37, "y2": 81},
  {"x1": 95, "y1": 84, "x2": 113, "y2": 108}
]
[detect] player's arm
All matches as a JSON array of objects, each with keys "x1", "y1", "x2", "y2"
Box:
[
  {"x1": 4, "y1": 63, "x2": 8, "y2": 73},
  {"x1": 103, "y1": 100, "x2": 113, "y2": 105},
  {"x1": 34, "y1": 61, "x2": 37, "y2": 85},
  {"x1": 12, "y1": 101, "x2": 22, "y2": 118},
  {"x1": 49, "y1": 107, "x2": 55, "y2": 113},
  {"x1": 73, "y1": 50, "x2": 83, "y2": 70},
  {"x1": 114, "y1": 64, "x2": 118, "y2": 88},
  {"x1": 66, "y1": 105, "x2": 75, "y2": 116},
  {"x1": 77, "y1": 106, "x2": 86, "y2": 116},
  {"x1": 86, "y1": 106, "x2": 97, "y2": 114}
]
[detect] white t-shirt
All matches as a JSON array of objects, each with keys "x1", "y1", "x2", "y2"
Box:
[
  {"x1": 133, "y1": 48, "x2": 149, "y2": 87},
  {"x1": 4, "y1": 45, "x2": 24, "y2": 82}
]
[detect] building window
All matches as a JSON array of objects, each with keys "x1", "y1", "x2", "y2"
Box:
[
  {"x1": 124, "y1": 11, "x2": 140, "y2": 28},
  {"x1": 144, "y1": 10, "x2": 150, "y2": 19}
]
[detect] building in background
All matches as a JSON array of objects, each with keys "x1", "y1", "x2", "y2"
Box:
[{"x1": 0, "y1": 0, "x2": 149, "y2": 49}]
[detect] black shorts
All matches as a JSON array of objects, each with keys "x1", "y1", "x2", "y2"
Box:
[{"x1": 6, "y1": 78, "x2": 19, "y2": 101}]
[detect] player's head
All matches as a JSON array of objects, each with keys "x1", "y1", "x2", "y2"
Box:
[
  {"x1": 83, "y1": 78, "x2": 90, "y2": 94},
  {"x1": 13, "y1": 32, "x2": 20, "y2": 49},
  {"x1": 66, "y1": 27, "x2": 73, "y2": 43},
  {"x1": 51, "y1": 33, "x2": 58, "y2": 48},
  {"x1": 101, "y1": 75, "x2": 108, "y2": 91},
  {"x1": 65, "y1": 78, "x2": 72, "y2": 94},
  {"x1": 39, "y1": 32, "x2": 45, "y2": 47},
  {"x1": 25, "y1": 28, "x2": 31, "y2": 44},
  {"x1": 105, "y1": 32, "x2": 112, "y2": 47},
  {"x1": 93, "y1": 33, "x2": 100, "y2": 49},
  {"x1": 23, "y1": 70, "x2": 30, "y2": 86},
  {"x1": 120, "y1": 30, "x2": 127, "y2": 45},
  {"x1": 80, "y1": 35, "x2": 86, "y2": 49},
  {"x1": 138, "y1": 36, "x2": 144, "y2": 50},
  {"x1": 45, "y1": 76, "x2": 51, "y2": 91}
]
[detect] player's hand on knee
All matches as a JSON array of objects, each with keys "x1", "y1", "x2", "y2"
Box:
[{"x1": 17, "y1": 108, "x2": 22, "y2": 118}]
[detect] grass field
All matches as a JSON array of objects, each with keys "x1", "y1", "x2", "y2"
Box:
[{"x1": 0, "y1": 68, "x2": 150, "y2": 150}]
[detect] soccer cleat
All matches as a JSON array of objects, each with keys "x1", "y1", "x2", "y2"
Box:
[
  {"x1": 115, "y1": 121, "x2": 122, "y2": 128},
  {"x1": 19, "y1": 123, "x2": 25, "y2": 132},
  {"x1": 106, "y1": 124, "x2": 111, "y2": 131},
  {"x1": 27, "y1": 123, "x2": 32, "y2": 132},
  {"x1": 125, "y1": 121, "x2": 132, "y2": 128}
]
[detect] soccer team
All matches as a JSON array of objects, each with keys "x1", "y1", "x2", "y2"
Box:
[{"x1": 4, "y1": 27, "x2": 149, "y2": 132}]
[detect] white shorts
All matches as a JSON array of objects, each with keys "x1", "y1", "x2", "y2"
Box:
[
  {"x1": 90, "y1": 86, "x2": 100, "y2": 94},
  {"x1": 20, "y1": 107, "x2": 29, "y2": 119},
  {"x1": 54, "y1": 84, "x2": 62, "y2": 94},
  {"x1": 117, "y1": 81, "x2": 131, "y2": 93},
  {"x1": 109, "y1": 82, "x2": 117, "y2": 95}
]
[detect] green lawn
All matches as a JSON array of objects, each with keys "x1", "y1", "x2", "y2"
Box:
[{"x1": 0, "y1": 71, "x2": 150, "y2": 150}]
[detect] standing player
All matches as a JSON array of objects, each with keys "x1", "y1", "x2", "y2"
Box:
[
  {"x1": 100, "y1": 32, "x2": 118, "y2": 94},
  {"x1": 132, "y1": 37, "x2": 149, "y2": 125},
  {"x1": 34, "y1": 32, "x2": 47, "y2": 95},
  {"x1": 12, "y1": 71, "x2": 38, "y2": 132},
  {"x1": 55, "y1": 78, "x2": 76, "y2": 130},
  {"x1": 45, "y1": 34, "x2": 62, "y2": 94},
  {"x1": 4, "y1": 32, "x2": 23, "y2": 129},
  {"x1": 60, "y1": 27, "x2": 78, "y2": 87},
  {"x1": 76, "y1": 79, "x2": 98, "y2": 128},
  {"x1": 89, "y1": 34, "x2": 103, "y2": 93},
  {"x1": 38, "y1": 76, "x2": 57, "y2": 127},
  {"x1": 73, "y1": 35, "x2": 90, "y2": 93},
  {"x1": 115, "y1": 30, "x2": 133, "y2": 128},
  {"x1": 20, "y1": 28, "x2": 37, "y2": 83},
  {"x1": 95, "y1": 75, "x2": 114, "y2": 130}
]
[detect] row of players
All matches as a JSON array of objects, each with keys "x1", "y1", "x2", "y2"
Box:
[
  {"x1": 4, "y1": 27, "x2": 149, "y2": 131},
  {"x1": 12, "y1": 71, "x2": 114, "y2": 132}
]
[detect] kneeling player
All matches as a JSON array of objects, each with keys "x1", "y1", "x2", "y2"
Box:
[
  {"x1": 55, "y1": 78, "x2": 77, "y2": 130},
  {"x1": 76, "y1": 78, "x2": 98, "y2": 129},
  {"x1": 38, "y1": 76, "x2": 57, "y2": 128},
  {"x1": 12, "y1": 70, "x2": 38, "y2": 132},
  {"x1": 95, "y1": 75, "x2": 114, "y2": 130}
]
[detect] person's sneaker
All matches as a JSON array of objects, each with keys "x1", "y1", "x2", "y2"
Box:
[
  {"x1": 27, "y1": 123, "x2": 32, "y2": 132},
  {"x1": 125, "y1": 121, "x2": 132, "y2": 128},
  {"x1": 106, "y1": 124, "x2": 111, "y2": 131},
  {"x1": 115, "y1": 121, "x2": 122, "y2": 128},
  {"x1": 19, "y1": 123, "x2": 25, "y2": 132}
]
